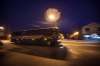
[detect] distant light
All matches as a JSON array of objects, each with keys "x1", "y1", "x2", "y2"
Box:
[
  {"x1": 70, "y1": 31, "x2": 79, "y2": 38},
  {"x1": 0, "y1": 26, "x2": 4, "y2": 30},
  {"x1": 84, "y1": 35, "x2": 90, "y2": 38},
  {"x1": 97, "y1": 36, "x2": 100, "y2": 39},
  {"x1": 91, "y1": 34, "x2": 98, "y2": 38},
  {"x1": 44, "y1": 38, "x2": 47, "y2": 40},
  {"x1": 59, "y1": 46, "x2": 64, "y2": 48},
  {"x1": 8, "y1": 34, "x2": 12, "y2": 38},
  {"x1": 32, "y1": 38, "x2": 34, "y2": 40},
  {"x1": 84, "y1": 34, "x2": 100, "y2": 40},
  {"x1": 93, "y1": 36, "x2": 100, "y2": 39},
  {"x1": 72, "y1": 31, "x2": 79, "y2": 36}
]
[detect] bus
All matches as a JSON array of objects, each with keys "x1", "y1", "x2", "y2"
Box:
[{"x1": 11, "y1": 27, "x2": 62, "y2": 46}]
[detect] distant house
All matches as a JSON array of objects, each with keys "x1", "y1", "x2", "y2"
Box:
[
  {"x1": 81, "y1": 22, "x2": 100, "y2": 41},
  {"x1": 82, "y1": 22, "x2": 100, "y2": 35}
]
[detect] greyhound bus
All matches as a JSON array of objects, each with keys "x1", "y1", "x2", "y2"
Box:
[
  {"x1": 11, "y1": 27, "x2": 67, "y2": 58},
  {"x1": 11, "y1": 27, "x2": 63, "y2": 46}
]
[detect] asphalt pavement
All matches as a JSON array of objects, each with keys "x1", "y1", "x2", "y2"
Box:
[
  {"x1": 61, "y1": 40, "x2": 100, "y2": 66},
  {"x1": 0, "y1": 51, "x2": 68, "y2": 66},
  {"x1": 0, "y1": 40, "x2": 100, "y2": 66}
]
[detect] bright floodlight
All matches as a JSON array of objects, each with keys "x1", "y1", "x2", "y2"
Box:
[
  {"x1": 48, "y1": 14, "x2": 56, "y2": 21},
  {"x1": 45, "y1": 8, "x2": 61, "y2": 22}
]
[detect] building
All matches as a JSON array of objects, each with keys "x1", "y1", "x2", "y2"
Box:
[
  {"x1": 82, "y1": 22, "x2": 100, "y2": 35},
  {"x1": 82, "y1": 22, "x2": 100, "y2": 41},
  {"x1": 0, "y1": 25, "x2": 11, "y2": 41}
]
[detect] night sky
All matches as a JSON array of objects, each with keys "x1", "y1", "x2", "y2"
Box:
[{"x1": 0, "y1": 0, "x2": 100, "y2": 33}]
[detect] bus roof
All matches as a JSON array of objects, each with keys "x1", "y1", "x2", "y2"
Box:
[{"x1": 12, "y1": 27, "x2": 60, "y2": 36}]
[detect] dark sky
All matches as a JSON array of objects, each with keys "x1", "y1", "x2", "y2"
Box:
[{"x1": 0, "y1": 0, "x2": 100, "y2": 33}]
